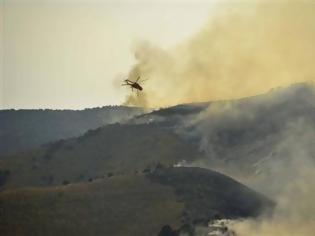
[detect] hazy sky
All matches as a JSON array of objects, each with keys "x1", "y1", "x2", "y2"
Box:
[{"x1": 1, "y1": 0, "x2": 217, "y2": 109}]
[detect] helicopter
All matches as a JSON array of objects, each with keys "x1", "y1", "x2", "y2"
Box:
[{"x1": 122, "y1": 76, "x2": 147, "y2": 92}]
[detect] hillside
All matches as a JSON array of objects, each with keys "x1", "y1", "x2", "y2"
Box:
[
  {"x1": 2, "y1": 83, "x2": 315, "y2": 194},
  {"x1": 0, "y1": 124, "x2": 202, "y2": 190},
  {"x1": 0, "y1": 106, "x2": 143, "y2": 156},
  {"x1": 0, "y1": 167, "x2": 273, "y2": 236},
  {"x1": 131, "y1": 83, "x2": 315, "y2": 190},
  {"x1": 1, "y1": 84, "x2": 308, "y2": 236},
  {"x1": 130, "y1": 102, "x2": 209, "y2": 128},
  {"x1": 184, "y1": 84, "x2": 315, "y2": 182}
]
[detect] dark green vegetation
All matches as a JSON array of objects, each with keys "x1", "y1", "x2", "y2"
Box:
[
  {"x1": 0, "y1": 167, "x2": 273, "y2": 236},
  {"x1": 0, "y1": 124, "x2": 201, "y2": 190},
  {"x1": 0, "y1": 173, "x2": 183, "y2": 236},
  {"x1": 0, "y1": 106, "x2": 143, "y2": 156},
  {"x1": 149, "y1": 167, "x2": 273, "y2": 222},
  {"x1": 0, "y1": 169, "x2": 10, "y2": 188}
]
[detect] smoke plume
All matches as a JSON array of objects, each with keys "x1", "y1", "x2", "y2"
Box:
[
  {"x1": 122, "y1": 1, "x2": 315, "y2": 107},
  {"x1": 177, "y1": 84, "x2": 315, "y2": 235},
  {"x1": 196, "y1": 111, "x2": 315, "y2": 235},
  {"x1": 230, "y1": 121, "x2": 315, "y2": 235}
]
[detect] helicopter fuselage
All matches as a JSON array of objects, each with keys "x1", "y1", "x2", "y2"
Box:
[
  {"x1": 124, "y1": 79, "x2": 143, "y2": 91},
  {"x1": 123, "y1": 78, "x2": 145, "y2": 91},
  {"x1": 131, "y1": 82, "x2": 143, "y2": 91}
]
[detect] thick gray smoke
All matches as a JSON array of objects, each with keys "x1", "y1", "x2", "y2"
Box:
[
  {"x1": 228, "y1": 120, "x2": 315, "y2": 236},
  {"x1": 186, "y1": 85, "x2": 315, "y2": 235}
]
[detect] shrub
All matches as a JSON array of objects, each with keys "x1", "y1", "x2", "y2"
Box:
[{"x1": 0, "y1": 169, "x2": 10, "y2": 187}]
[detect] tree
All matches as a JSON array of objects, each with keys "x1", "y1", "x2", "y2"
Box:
[
  {"x1": 158, "y1": 225, "x2": 178, "y2": 236},
  {"x1": 0, "y1": 169, "x2": 10, "y2": 187}
]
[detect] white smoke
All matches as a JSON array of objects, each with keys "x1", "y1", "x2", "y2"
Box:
[{"x1": 227, "y1": 120, "x2": 315, "y2": 236}]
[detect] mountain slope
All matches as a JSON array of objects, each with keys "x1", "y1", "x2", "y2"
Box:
[
  {"x1": 3, "y1": 83, "x2": 315, "y2": 193},
  {"x1": 0, "y1": 167, "x2": 273, "y2": 236},
  {"x1": 133, "y1": 83, "x2": 315, "y2": 180},
  {"x1": 0, "y1": 106, "x2": 143, "y2": 156},
  {"x1": 186, "y1": 83, "x2": 315, "y2": 175},
  {"x1": 0, "y1": 124, "x2": 202, "y2": 190}
]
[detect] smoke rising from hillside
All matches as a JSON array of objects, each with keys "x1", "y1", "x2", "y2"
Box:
[
  {"x1": 191, "y1": 104, "x2": 315, "y2": 235},
  {"x1": 123, "y1": 1, "x2": 315, "y2": 107},
  {"x1": 173, "y1": 84, "x2": 315, "y2": 235},
  {"x1": 226, "y1": 119, "x2": 315, "y2": 235}
]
